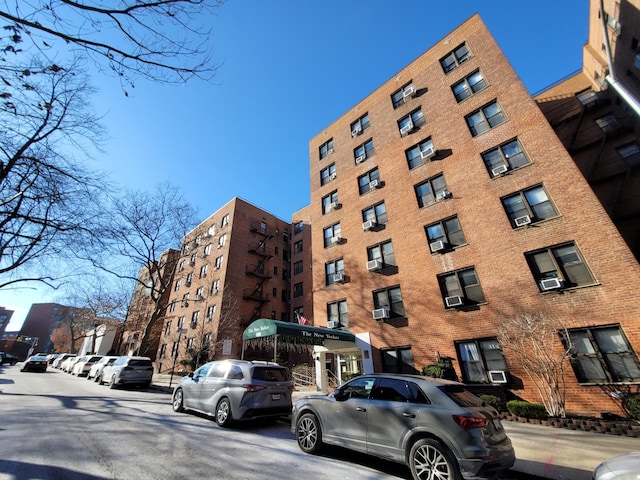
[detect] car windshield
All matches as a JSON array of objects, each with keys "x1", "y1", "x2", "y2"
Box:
[
  {"x1": 438, "y1": 385, "x2": 484, "y2": 407},
  {"x1": 251, "y1": 367, "x2": 288, "y2": 382}
]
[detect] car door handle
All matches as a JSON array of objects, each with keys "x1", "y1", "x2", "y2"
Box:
[
  {"x1": 403, "y1": 412, "x2": 416, "y2": 418},
  {"x1": 356, "y1": 407, "x2": 367, "y2": 412}
]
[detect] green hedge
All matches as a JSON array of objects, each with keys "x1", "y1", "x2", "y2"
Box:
[
  {"x1": 479, "y1": 394, "x2": 504, "y2": 412},
  {"x1": 506, "y1": 400, "x2": 548, "y2": 420},
  {"x1": 624, "y1": 395, "x2": 640, "y2": 421},
  {"x1": 422, "y1": 363, "x2": 458, "y2": 381}
]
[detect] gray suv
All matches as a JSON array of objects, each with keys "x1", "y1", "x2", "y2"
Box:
[
  {"x1": 172, "y1": 360, "x2": 292, "y2": 427},
  {"x1": 99, "y1": 356, "x2": 153, "y2": 389}
]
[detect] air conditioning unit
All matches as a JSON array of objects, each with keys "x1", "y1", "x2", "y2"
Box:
[
  {"x1": 329, "y1": 172, "x2": 337, "y2": 181},
  {"x1": 514, "y1": 215, "x2": 532, "y2": 227},
  {"x1": 327, "y1": 201, "x2": 341, "y2": 212},
  {"x1": 327, "y1": 147, "x2": 334, "y2": 155},
  {"x1": 445, "y1": 295, "x2": 464, "y2": 308},
  {"x1": 492, "y1": 164, "x2": 508, "y2": 176},
  {"x1": 352, "y1": 125, "x2": 363, "y2": 137},
  {"x1": 362, "y1": 220, "x2": 377, "y2": 231},
  {"x1": 366, "y1": 259, "x2": 383, "y2": 271},
  {"x1": 330, "y1": 235, "x2": 341, "y2": 245},
  {"x1": 430, "y1": 240, "x2": 446, "y2": 252},
  {"x1": 488, "y1": 370, "x2": 508, "y2": 384},
  {"x1": 437, "y1": 189, "x2": 453, "y2": 200},
  {"x1": 333, "y1": 272, "x2": 345, "y2": 283},
  {"x1": 540, "y1": 278, "x2": 563, "y2": 291},
  {"x1": 403, "y1": 85, "x2": 415, "y2": 98},
  {"x1": 369, "y1": 179, "x2": 380, "y2": 189},
  {"x1": 420, "y1": 146, "x2": 436, "y2": 159},
  {"x1": 372, "y1": 308, "x2": 390, "y2": 321},
  {"x1": 355, "y1": 154, "x2": 366, "y2": 164},
  {"x1": 327, "y1": 320, "x2": 339, "y2": 329},
  {"x1": 400, "y1": 123, "x2": 414, "y2": 136}
]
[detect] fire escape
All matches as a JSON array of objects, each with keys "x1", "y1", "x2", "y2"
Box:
[{"x1": 243, "y1": 221, "x2": 275, "y2": 323}]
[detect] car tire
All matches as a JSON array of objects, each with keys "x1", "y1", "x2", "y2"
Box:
[
  {"x1": 409, "y1": 438, "x2": 461, "y2": 480},
  {"x1": 94, "y1": 374, "x2": 101, "y2": 383},
  {"x1": 215, "y1": 398, "x2": 233, "y2": 427},
  {"x1": 172, "y1": 388, "x2": 185, "y2": 412},
  {"x1": 295, "y1": 413, "x2": 323, "y2": 454},
  {"x1": 98, "y1": 374, "x2": 104, "y2": 385},
  {"x1": 108, "y1": 375, "x2": 117, "y2": 389}
]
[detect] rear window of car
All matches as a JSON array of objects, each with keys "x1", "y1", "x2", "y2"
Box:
[
  {"x1": 251, "y1": 367, "x2": 288, "y2": 382},
  {"x1": 439, "y1": 385, "x2": 484, "y2": 407},
  {"x1": 128, "y1": 359, "x2": 152, "y2": 367}
]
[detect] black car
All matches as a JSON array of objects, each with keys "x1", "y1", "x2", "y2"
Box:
[
  {"x1": 0, "y1": 352, "x2": 19, "y2": 365},
  {"x1": 21, "y1": 355, "x2": 48, "y2": 372}
]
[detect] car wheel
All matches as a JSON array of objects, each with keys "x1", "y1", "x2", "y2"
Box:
[
  {"x1": 409, "y1": 438, "x2": 461, "y2": 480},
  {"x1": 98, "y1": 374, "x2": 104, "y2": 385},
  {"x1": 296, "y1": 413, "x2": 323, "y2": 454},
  {"x1": 215, "y1": 398, "x2": 233, "y2": 427},
  {"x1": 108, "y1": 375, "x2": 117, "y2": 389},
  {"x1": 172, "y1": 389, "x2": 185, "y2": 412}
]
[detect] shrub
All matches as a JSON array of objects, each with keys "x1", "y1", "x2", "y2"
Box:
[
  {"x1": 479, "y1": 394, "x2": 504, "y2": 411},
  {"x1": 422, "y1": 363, "x2": 458, "y2": 381},
  {"x1": 506, "y1": 400, "x2": 548, "y2": 420},
  {"x1": 624, "y1": 395, "x2": 640, "y2": 421}
]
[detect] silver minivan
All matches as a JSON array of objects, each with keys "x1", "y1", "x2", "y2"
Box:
[{"x1": 172, "y1": 360, "x2": 293, "y2": 427}]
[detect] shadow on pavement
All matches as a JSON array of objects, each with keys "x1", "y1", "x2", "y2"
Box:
[{"x1": 0, "y1": 459, "x2": 111, "y2": 480}]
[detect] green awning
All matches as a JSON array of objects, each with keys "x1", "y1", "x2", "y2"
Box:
[{"x1": 242, "y1": 318, "x2": 355, "y2": 344}]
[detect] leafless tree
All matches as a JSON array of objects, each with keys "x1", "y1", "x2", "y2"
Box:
[
  {"x1": 498, "y1": 312, "x2": 573, "y2": 417},
  {"x1": 0, "y1": 0, "x2": 225, "y2": 91},
  {"x1": 211, "y1": 288, "x2": 241, "y2": 360}
]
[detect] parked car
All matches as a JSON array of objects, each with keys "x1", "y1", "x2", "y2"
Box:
[
  {"x1": 87, "y1": 356, "x2": 118, "y2": 381},
  {"x1": 172, "y1": 360, "x2": 293, "y2": 427},
  {"x1": 53, "y1": 354, "x2": 75, "y2": 369},
  {"x1": 46, "y1": 353, "x2": 60, "y2": 364},
  {"x1": 71, "y1": 355, "x2": 103, "y2": 376},
  {"x1": 20, "y1": 355, "x2": 48, "y2": 372},
  {"x1": 99, "y1": 356, "x2": 153, "y2": 389},
  {"x1": 0, "y1": 351, "x2": 19, "y2": 365},
  {"x1": 62, "y1": 355, "x2": 82, "y2": 373},
  {"x1": 292, "y1": 373, "x2": 515, "y2": 480},
  {"x1": 593, "y1": 452, "x2": 640, "y2": 480}
]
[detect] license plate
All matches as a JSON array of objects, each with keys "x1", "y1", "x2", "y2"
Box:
[
  {"x1": 271, "y1": 394, "x2": 281, "y2": 401},
  {"x1": 492, "y1": 418, "x2": 503, "y2": 430}
]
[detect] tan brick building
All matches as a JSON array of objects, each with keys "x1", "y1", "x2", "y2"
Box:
[{"x1": 303, "y1": 13, "x2": 640, "y2": 417}]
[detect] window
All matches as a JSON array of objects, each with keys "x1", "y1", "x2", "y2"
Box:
[
  {"x1": 196, "y1": 286, "x2": 203, "y2": 298},
  {"x1": 391, "y1": 82, "x2": 415, "y2": 109},
  {"x1": 425, "y1": 216, "x2": 466, "y2": 252},
  {"x1": 178, "y1": 259, "x2": 185, "y2": 271},
  {"x1": 452, "y1": 70, "x2": 487, "y2": 102},
  {"x1": 323, "y1": 223, "x2": 341, "y2": 248},
  {"x1": 171, "y1": 341, "x2": 179, "y2": 357},
  {"x1": 325, "y1": 258, "x2": 344, "y2": 285},
  {"x1": 465, "y1": 100, "x2": 506, "y2": 136},
  {"x1": 350, "y1": 113, "x2": 370, "y2": 137},
  {"x1": 320, "y1": 164, "x2": 337, "y2": 185},
  {"x1": 215, "y1": 255, "x2": 223, "y2": 270},
  {"x1": 525, "y1": 242, "x2": 595, "y2": 291},
  {"x1": 206, "y1": 305, "x2": 215, "y2": 321},
  {"x1": 218, "y1": 234, "x2": 227, "y2": 248},
  {"x1": 398, "y1": 108, "x2": 425, "y2": 136},
  {"x1": 440, "y1": 43, "x2": 471, "y2": 73},
  {"x1": 322, "y1": 191, "x2": 340, "y2": 214},
  {"x1": 174, "y1": 279, "x2": 181, "y2": 291},
  {"x1": 221, "y1": 214, "x2": 229, "y2": 227},
  {"x1": 282, "y1": 268, "x2": 289, "y2": 281},
  {"x1": 502, "y1": 185, "x2": 558, "y2": 228},
  {"x1": 190, "y1": 253, "x2": 197, "y2": 265},
  {"x1": 367, "y1": 240, "x2": 396, "y2": 267},
  {"x1": 194, "y1": 235, "x2": 201, "y2": 246},
  {"x1": 199, "y1": 264, "x2": 208, "y2": 278},
  {"x1": 381, "y1": 346, "x2": 415, "y2": 374},
  {"x1": 576, "y1": 89, "x2": 599, "y2": 106},
  {"x1": 159, "y1": 344, "x2": 167, "y2": 359},
  {"x1": 362, "y1": 202, "x2": 388, "y2": 226},
  {"x1": 354, "y1": 138, "x2": 375, "y2": 164},
  {"x1": 373, "y1": 285, "x2": 405, "y2": 317},
  {"x1": 211, "y1": 279, "x2": 219, "y2": 294},
  {"x1": 406, "y1": 138, "x2": 435, "y2": 170},
  {"x1": 327, "y1": 299, "x2": 348, "y2": 328},
  {"x1": 618, "y1": 142, "x2": 640, "y2": 166},
  {"x1": 293, "y1": 260, "x2": 303, "y2": 275},
  {"x1": 272, "y1": 287, "x2": 277, "y2": 298},
  {"x1": 203, "y1": 333, "x2": 212, "y2": 345},
  {"x1": 294, "y1": 221, "x2": 304, "y2": 235},
  {"x1": 319, "y1": 139, "x2": 334, "y2": 159},
  {"x1": 564, "y1": 325, "x2": 640, "y2": 383},
  {"x1": 203, "y1": 244, "x2": 212, "y2": 256},
  {"x1": 293, "y1": 282, "x2": 303, "y2": 298},
  {"x1": 438, "y1": 267, "x2": 485, "y2": 308},
  {"x1": 595, "y1": 114, "x2": 621, "y2": 133},
  {"x1": 177, "y1": 316, "x2": 185, "y2": 329},
  {"x1": 293, "y1": 240, "x2": 303, "y2": 254},
  {"x1": 185, "y1": 273, "x2": 193, "y2": 286},
  {"x1": 190, "y1": 310, "x2": 199, "y2": 326},
  {"x1": 169, "y1": 301, "x2": 177, "y2": 313},
  {"x1": 456, "y1": 338, "x2": 508, "y2": 384},
  {"x1": 358, "y1": 168, "x2": 381, "y2": 195},
  {"x1": 482, "y1": 138, "x2": 530, "y2": 176},
  {"x1": 164, "y1": 321, "x2": 172, "y2": 336},
  {"x1": 186, "y1": 337, "x2": 194, "y2": 349},
  {"x1": 415, "y1": 173, "x2": 449, "y2": 208}
]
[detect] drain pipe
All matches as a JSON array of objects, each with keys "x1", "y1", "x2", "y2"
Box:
[{"x1": 599, "y1": 0, "x2": 640, "y2": 117}]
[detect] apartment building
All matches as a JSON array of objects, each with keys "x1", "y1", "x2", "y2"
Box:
[
  {"x1": 154, "y1": 198, "x2": 292, "y2": 373},
  {"x1": 303, "y1": 13, "x2": 640, "y2": 416}
]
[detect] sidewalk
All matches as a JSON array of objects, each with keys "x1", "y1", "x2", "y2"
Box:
[{"x1": 152, "y1": 374, "x2": 639, "y2": 479}]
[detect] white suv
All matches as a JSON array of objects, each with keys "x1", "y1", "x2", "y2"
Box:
[{"x1": 99, "y1": 356, "x2": 153, "y2": 389}]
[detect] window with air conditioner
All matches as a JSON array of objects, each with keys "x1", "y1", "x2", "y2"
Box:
[
  {"x1": 319, "y1": 138, "x2": 334, "y2": 160},
  {"x1": 391, "y1": 81, "x2": 416, "y2": 109},
  {"x1": 362, "y1": 202, "x2": 387, "y2": 229},
  {"x1": 323, "y1": 222, "x2": 341, "y2": 248},
  {"x1": 350, "y1": 112, "x2": 370, "y2": 137},
  {"x1": 322, "y1": 191, "x2": 339, "y2": 215},
  {"x1": 358, "y1": 168, "x2": 381, "y2": 195},
  {"x1": 525, "y1": 242, "x2": 595, "y2": 292},
  {"x1": 406, "y1": 138, "x2": 435, "y2": 170},
  {"x1": 438, "y1": 267, "x2": 485, "y2": 309},
  {"x1": 465, "y1": 100, "x2": 506, "y2": 137},
  {"x1": 425, "y1": 216, "x2": 466, "y2": 253},
  {"x1": 482, "y1": 138, "x2": 530, "y2": 177},
  {"x1": 367, "y1": 240, "x2": 396, "y2": 270},
  {"x1": 327, "y1": 299, "x2": 348, "y2": 328},
  {"x1": 502, "y1": 184, "x2": 557, "y2": 228},
  {"x1": 325, "y1": 258, "x2": 344, "y2": 286},
  {"x1": 373, "y1": 285, "x2": 404, "y2": 318},
  {"x1": 451, "y1": 69, "x2": 487, "y2": 102},
  {"x1": 354, "y1": 139, "x2": 375, "y2": 165},
  {"x1": 456, "y1": 338, "x2": 508, "y2": 384},
  {"x1": 398, "y1": 107, "x2": 425, "y2": 137},
  {"x1": 366, "y1": 259, "x2": 383, "y2": 271},
  {"x1": 415, "y1": 173, "x2": 449, "y2": 208},
  {"x1": 440, "y1": 43, "x2": 471, "y2": 73}
]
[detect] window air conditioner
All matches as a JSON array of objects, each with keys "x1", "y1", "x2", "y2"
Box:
[
  {"x1": 333, "y1": 272, "x2": 345, "y2": 283},
  {"x1": 366, "y1": 259, "x2": 383, "y2": 271},
  {"x1": 430, "y1": 240, "x2": 445, "y2": 252},
  {"x1": 540, "y1": 278, "x2": 562, "y2": 291},
  {"x1": 362, "y1": 220, "x2": 377, "y2": 231},
  {"x1": 327, "y1": 201, "x2": 341, "y2": 212},
  {"x1": 403, "y1": 85, "x2": 415, "y2": 98},
  {"x1": 437, "y1": 189, "x2": 453, "y2": 200},
  {"x1": 400, "y1": 123, "x2": 414, "y2": 136},
  {"x1": 420, "y1": 146, "x2": 436, "y2": 159},
  {"x1": 330, "y1": 235, "x2": 341, "y2": 245},
  {"x1": 327, "y1": 147, "x2": 334, "y2": 155},
  {"x1": 327, "y1": 320, "x2": 339, "y2": 329},
  {"x1": 492, "y1": 164, "x2": 508, "y2": 176},
  {"x1": 514, "y1": 215, "x2": 532, "y2": 227},
  {"x1": 355, "y1": 154, "x2": 366, "y2": 164},
  {"x1": 445, "y1": 295, "x2": 464, "y2": 308},
  {"x1": 352, "y1": 125, "x2": 363, "y2": 137},
  {"x1": 329, "y1": 172, "x2": 337, "y2": 181},
  {"x1": 488, "y1": 370, "x2": 508, "y2": 384},
  {"x1": 372, "y1": 308, "x2": 390, "y2": 321},
  {"x1": 369, "y1": 179, "x2": 380, "y2": 189}
]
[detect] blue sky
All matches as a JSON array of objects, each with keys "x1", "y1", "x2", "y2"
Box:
[{"x1": 1, "y1": 0, "x2": 588, "y2": 329}]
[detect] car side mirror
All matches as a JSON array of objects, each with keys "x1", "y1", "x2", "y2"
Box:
[
  {"x1": 188, "y1": 372, "x2": 194, "y2": 378},
  {"x1": 333, "y1": 389, "x2": 347, "y2": 402}
]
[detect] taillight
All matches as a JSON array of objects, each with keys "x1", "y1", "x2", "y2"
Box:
[
  {"x1": 452, "y1": 415, "x2": 488, "y2": 430},
  {"x1": 242, "y1": 384, "x2": 267, "y2": 392}
]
